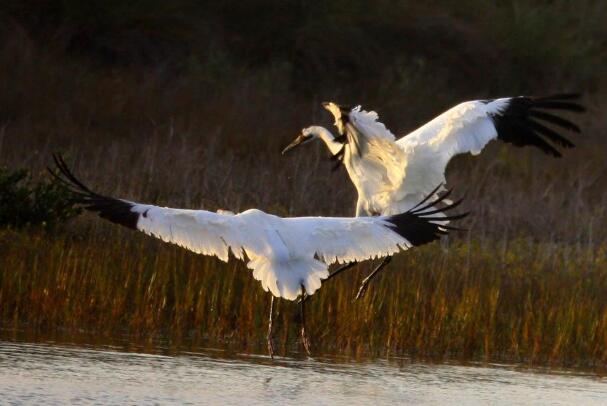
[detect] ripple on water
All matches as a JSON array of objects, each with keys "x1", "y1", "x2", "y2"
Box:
[{"x1": 0, "y1": 340, "x2": 606, "y2": 405}]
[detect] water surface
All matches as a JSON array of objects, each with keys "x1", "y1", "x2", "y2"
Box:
[{"x1": 0, "y1": 340, "x2": 605, "y2": 405}]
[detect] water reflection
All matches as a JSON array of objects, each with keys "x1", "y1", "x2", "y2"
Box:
[{"x1": 0, "y1": 339, "x2": 605, "y2": 405}]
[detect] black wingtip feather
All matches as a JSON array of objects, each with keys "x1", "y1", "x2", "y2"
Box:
[
  {"x1": 384, "y1": 191, "x2": 467, "y2": 247},
  {"x1": 534, "y1": 93, "x2": 581, "y2": 102},
  {"x1": 408, "y1": 184, "x2": 445, "y2": 212},
  {"x1": 532, "y1": 100, "x2": 586, "y2": 112},
  {"x1": 411, "y1": 197, "x2": 464, "y2": 216},
  {"x1": 50, "y1": 153, "x2": 140, "y2": 230},
  {"x1": 526, "y1": 119, "x2": 576, "y2": 149},
  {"x1": 490, "y1": 94, "x2": 584, "y2": 157},
  {"x1": 411, "y1": 188, "x2": 453, "y2": 214},
  {"x1": 527, "y1": 110, "x2": 581, "y2": 133}
]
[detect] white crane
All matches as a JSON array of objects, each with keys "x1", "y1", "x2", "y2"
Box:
[
  {"x1": 283, "y1": 94, "x2": 584, "y2": 297},
  {"x1": 50, "y1": 154, "x2": 466, "y2": 357}
]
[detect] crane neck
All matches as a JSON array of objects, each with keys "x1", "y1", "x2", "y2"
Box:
[{"x1": 314, "y1": 126, "x2": 345, "y2": 156}]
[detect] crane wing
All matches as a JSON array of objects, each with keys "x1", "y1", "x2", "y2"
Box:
[
  {"x1": 50, "y1": 154, "x2": 255, "y2": 264},
  {"x1": 348, "y1": 106, "x2": 396, "y2": 143},
  {"x1": 397, "y1": 94, "x2": 584, "y2": 158},
  {"x1": 324, "y1": 104, "x2": 407, "y2": 192},
  {"x1": 52, "y1": 154, "x2": 320, "y2": 299},
  {"x1": 323, "y1": 102, "x2": 396, "y2": 142},
  {"x1": 285, "y1": 188, "x2": 466, "y2": 264},
  {"x1": 392, "y1": 94, "x2": 584, "y2": 208}
]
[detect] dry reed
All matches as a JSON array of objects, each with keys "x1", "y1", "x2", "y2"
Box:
[{"x1": 1, "y1": 229, "x2": 606, "y2": 369}]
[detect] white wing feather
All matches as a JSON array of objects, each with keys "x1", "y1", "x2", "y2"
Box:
[
  {"x1": 397, "y1": 99, "x2": 510, "y2": 153},
  {"x1": 283, "y1": 216, "x2": 411, "y2": 264},
  {"x1": 120, "y1": 204, "x2": 413, "y2": 300},
  {"x1": 343, "y1": 107, "x2": 408, "y2": 214},
  {"x1": 349, "y1": 106, "x2": 396, "y2": 142},
  {"x1": 133, "y1": 205, "x2": 248, "y2": 262},
  {"x1": 391, "y1": 99, "x2": 510, "y2": 208}
]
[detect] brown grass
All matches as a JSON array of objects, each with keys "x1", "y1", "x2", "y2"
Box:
[{"x1": 1, "y1": 229, "x2": 606, "y2": 369}]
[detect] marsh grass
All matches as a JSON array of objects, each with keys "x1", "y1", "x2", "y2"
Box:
[{"x1": 1, "y1": 229, "x2": 606, "y2": 368}]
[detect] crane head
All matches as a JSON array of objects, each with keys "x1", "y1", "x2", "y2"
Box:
[{"x1": 281, "y1": 128, "x2": 316, "y2": 154}]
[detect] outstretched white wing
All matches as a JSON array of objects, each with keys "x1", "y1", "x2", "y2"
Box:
[
  {"x1": 394, "y1": 95, "x2": 584, "y2": 206},
  {"x1": 286, "y1": 190, "x2": 464, "y2": 264},
  {"x1": 398, "y1": 94, "x2": 584, "y2": 158},
  {"x1": 393, "y1": 99, "x2": 509, "y2": 207},
  {"x1": 130, "y1": 206, "x2": 250, "y2": 262},
  {"x1": 397, "y1": 99, "x2": 507, "y2": 156},
  {"x1": 51, "y1": 155, "x2": 258, "y2": 262}
]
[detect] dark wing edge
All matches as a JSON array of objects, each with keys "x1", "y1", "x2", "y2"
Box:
[
  {"x1": 383, "y1": 184, "x2": 468, "y2": 247},
  {"x1": 324, "y1": 102, "x2": 354, "y2": 169},
  {"x1": 489, "y1": 93, "x2": 585, "y2": 157},
  {"x1": 48, "y1": 153, "x2": 141, "y2": 230}
]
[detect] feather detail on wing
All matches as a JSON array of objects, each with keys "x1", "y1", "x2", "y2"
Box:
[
  {"x1": 392, "y1": 94, "x2": 584, "y2": 211},
  {"x1": 349, "y1": 125, "x2": 406, "y2": 191},
  {"x1": 348, "y1": 106, "x2": 396, "y2": 143},
  {"x1": 341, "y1": 105, "x2": 408, "y2": 203},
  {"x1": 398, "y1": 94, "x2": 584, "y2": 158},
  {"x1": 50, "y1": 154, "x2": 248, "y2": 263},
  {"x1": 397, "y1": 99, "x2": 507, "y2": 156},
  {"x1": 487, "y1": 94, "x2": 584, "y2": 157},
  {"x1": 50, "y1": 154, "x2": 320, "y2": 299},
  {"x1": 287, "y1": 185, "x2": 466, "y2": 264}
]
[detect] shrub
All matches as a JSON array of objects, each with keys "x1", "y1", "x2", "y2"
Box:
[{"x1": 0, "y1": 167, "x2": 80, "y2": 229}]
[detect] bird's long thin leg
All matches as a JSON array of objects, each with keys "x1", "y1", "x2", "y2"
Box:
[
  {"x1": 327, "y1": 261, "x2": 358, "y2": 282},
  {"x1": 355, "y1": 256, "x2": 393, "y2": 300},
  {"x1": 267, "y1": 296, "x2": 275, "y2": 358},
  {"x1": 300, "y1": 284, "x2": 311, "y2": 356},
  {"x1": 299, "y1": 261, "x2": 358, "y2": 304}
]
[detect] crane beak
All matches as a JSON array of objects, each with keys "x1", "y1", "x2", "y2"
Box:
[{"x1": 281, "y1": 133, "x2": 313, "y2": 155}]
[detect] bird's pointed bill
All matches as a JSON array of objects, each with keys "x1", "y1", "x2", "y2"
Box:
[{"x1": 282, "y1": 133, "x2": 313, "y2": 154}]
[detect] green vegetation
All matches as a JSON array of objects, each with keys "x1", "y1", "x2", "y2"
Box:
[
  {"x1": 0, "y1": 1, "x2": 605, "y2": 367},
  {"x1": 0, "y1": 167, "x2": 80, "y2": 229}
]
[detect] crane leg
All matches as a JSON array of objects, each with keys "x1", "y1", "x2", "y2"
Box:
[
  {"x1": 300, "y1": 284, "x2": 312, "y2": 356},
  {"x1": 326, "y1": 261, "x2": 358, "y2": 282},
  {"x1": 299, "y1": 261, "x2": 358, "y2": 304},
  {"x1": 355, "y1": 256, "x2": 392, "y2": 300},
  {"x1": 267, "y1": 295, "x2": 275, "y2": 358}
]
